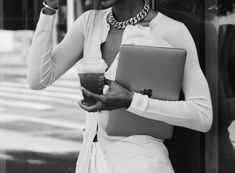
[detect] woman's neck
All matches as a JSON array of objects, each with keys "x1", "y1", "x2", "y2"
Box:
[{"x1": 112, "y1": 0, "x2": 145, "y2": 22}]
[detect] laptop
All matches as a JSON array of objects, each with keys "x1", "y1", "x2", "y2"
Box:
[{"x1": 107, "y1": 44, "x2": 187, "y2": 138}]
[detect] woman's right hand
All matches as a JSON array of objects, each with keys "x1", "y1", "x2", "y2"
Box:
[
  {"x1": 43, "y1": 0, "x2": 60, "y2": 15},
  {"x1": 44, "y1": 0, "x2": 60, "y2": 9}
]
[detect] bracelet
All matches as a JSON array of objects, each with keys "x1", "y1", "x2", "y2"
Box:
[{"x1": 43, "y1": 1, "x2": 57, "y2": 12}]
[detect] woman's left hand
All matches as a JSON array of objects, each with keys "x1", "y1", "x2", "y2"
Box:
[{"x1": 78, "y1": 80, "x2": 134, "y2": 112}]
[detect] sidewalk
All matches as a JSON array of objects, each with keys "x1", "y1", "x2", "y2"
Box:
[
  {"x1": 0, "y1": 37, "x2": 85, "y2": 173},
  {"x1": 0, "y1": 52, "x2": 79, "y2": 81}
]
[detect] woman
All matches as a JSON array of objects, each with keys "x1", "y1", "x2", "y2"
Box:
[{"x1": 27, "y1": 0, "x2": 213, "y2": 172}]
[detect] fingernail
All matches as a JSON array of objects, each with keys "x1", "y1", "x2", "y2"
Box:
[{"x1": 81, "y1": 87, "x2": 87, "y2": 91}]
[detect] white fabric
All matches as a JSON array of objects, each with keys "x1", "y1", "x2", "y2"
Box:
[
  {"x1": 27, "y1": 8, "x2": 213, "y2": 173},
  {"x1": 89, "y1": 143, "x2": 110, "y2": 173},
  {"x1": 228, "y1": 120, "x2": 235, "y2": 149},
  {"x1": 89, "y1": 140, "x2": 174, "y2": 173}
]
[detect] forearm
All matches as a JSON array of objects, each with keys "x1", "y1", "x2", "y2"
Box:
[
  {"x1": 27, "y1": 9, "x2": 86, "y2": 90},
  {"x1": 127, "y1": 23, "x2": 213, "y2": 133},
  {"x1": 127, "y1": 90, "x2": 212, "y2": 132},
  {"x1": 27, "y1": 11, "x2": 56, "y2": 89}
]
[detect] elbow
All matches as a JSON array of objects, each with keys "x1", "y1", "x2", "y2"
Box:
[
  {"x1": 27, "y1": 82, "x2": 45, "y2": 90},
  {"x1": 189, "y1": 98, "x2": 213, "y2": 133},
  {"x1": 27, "y1": 76, "x2": 45, "y2": 90},
  {"x1": 200, "y1": 119, "x2": 212, "y2": 133},
  {"x1": 28, "y1": 83, "x2": 44, "y2": 90},
  {"x1": 190, "y1": 117, "x2": 212, "y2": 133},
  {"x1": 199, "y1": 108, "x2": 213, "y2": 133}
]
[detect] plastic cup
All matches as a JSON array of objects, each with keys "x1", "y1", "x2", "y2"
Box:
[{"x1": 77, "y1": 58, "x2": 107, "y2": 106}]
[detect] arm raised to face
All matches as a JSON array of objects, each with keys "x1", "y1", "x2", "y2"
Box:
[{"x1": 27, "y1": 10, "x2": 89, "y2": 90}]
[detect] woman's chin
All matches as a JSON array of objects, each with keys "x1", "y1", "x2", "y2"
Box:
[
  {"x1": 100, "y1": 3, "x2": 112, "y2": 9},
  {"x1": 100, "y1": 0, "x2": 118, "y2": 9}
]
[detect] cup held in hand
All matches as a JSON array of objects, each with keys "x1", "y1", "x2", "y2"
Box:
[{"x1": 77, "y1": 58, "x2": 107, "y2": 106}]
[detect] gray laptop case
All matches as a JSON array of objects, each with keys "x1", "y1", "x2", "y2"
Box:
[{"x1": 107, "y1": 44, "x2": 187, "y2": 137}]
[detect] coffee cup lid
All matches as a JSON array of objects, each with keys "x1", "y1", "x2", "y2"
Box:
[{"x1": 77, "y1": 58, "x2": 107, "y2": 74}]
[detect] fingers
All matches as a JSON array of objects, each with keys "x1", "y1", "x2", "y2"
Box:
[
  {"x1": 78, "y1": 101, "x2": 104, "y2": 112},
  {"x1": 45, "y1": 0, "x2": 60, "y2": 9},
  {"x1": 81, "y1": 87, "x2": 107, "y2": 103},
  {"x1": 104, "y1": 78, "x2": 113, "y2": 86}
]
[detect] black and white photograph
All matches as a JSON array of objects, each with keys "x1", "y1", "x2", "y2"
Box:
[{"x1": 0, "y1": 0, "x2": 234, "y2": 173}]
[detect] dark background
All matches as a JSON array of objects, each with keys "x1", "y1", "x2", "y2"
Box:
[{"x1": 1, "y1": 0, "x2": 235, "y2": 173}]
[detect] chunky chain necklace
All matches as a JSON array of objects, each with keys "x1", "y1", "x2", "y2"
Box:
[{"x1": 107, "y1": 0, "x2": 150, "y2": 30}]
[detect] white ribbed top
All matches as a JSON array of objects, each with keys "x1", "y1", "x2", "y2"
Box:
[{"x1": 27, "y1": 8, "x2": 213, "y2": 173}]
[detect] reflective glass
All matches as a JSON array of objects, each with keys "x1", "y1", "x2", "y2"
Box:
[
  {"x1": 1, "y1": 0, "x2": 235, "y2": 173},
  {"x1": 0, "y1": 1, "x2": 93, "y2": 173}
]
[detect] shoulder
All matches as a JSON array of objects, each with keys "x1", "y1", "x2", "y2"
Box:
[
  {"x1": 149, "y1": 12, "x2": 195, "y2": 49},
  {"x1": 74, "y1": 9, "x2": 109, "y2": 23},
  {"x1": 150, "y1": 12, "x2": 188, "y2": 35}
]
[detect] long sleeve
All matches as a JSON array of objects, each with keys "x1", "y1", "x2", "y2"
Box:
[
  {"x1": 127, "y1": 23, "x2": 213, "y2": 132},
  {"x1": 27, "y1": 10, "x2": 87, "y2": 90}
]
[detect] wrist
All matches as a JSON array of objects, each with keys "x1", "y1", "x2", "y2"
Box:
[
  {"x1": 126, "y1": 91, "x2": 134, "y2": 108},
  {"x1": 43, "y1": 1, "x2": 58, "y2": 9},
  {"x1": 42, "y1": 1, "x2": 57, "y2": 15},
  {"x1": 42, "y1": 7, "x2": 56, "y2": 15}
]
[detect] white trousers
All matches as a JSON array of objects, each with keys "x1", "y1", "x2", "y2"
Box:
[
  {"x1": 88, "y1": 139, "x2": 174, "y2": 173},
  {"x1": 89, "y1": 142, "x2": 110, "y2": 173}
]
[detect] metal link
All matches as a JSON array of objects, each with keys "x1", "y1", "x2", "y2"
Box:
[{"x1": 107, "y1": 0, "x2": 150, "y2": 30}]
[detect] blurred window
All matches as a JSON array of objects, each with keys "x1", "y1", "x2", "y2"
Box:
[
  {"x1": 0, "y1": 1, "x2": 94, "y2": 173},
  {"x1": 1, "y1": 1, "x2": 235, "y2": 173}
]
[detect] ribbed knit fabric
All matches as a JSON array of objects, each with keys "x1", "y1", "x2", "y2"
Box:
[{"x1": 27, "y1": 9, "x2": 212, "y2": 173}]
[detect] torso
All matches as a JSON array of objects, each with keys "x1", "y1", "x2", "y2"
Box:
[
  {"x1": 101, "y1": 10, "x2": 159, "y2": 69},
  {"x1": 101, "y1": 10, "x2": 174, "y2": 139},
  {"x1": 101, "y1": 28, "x2": 124, "y2": 69}
]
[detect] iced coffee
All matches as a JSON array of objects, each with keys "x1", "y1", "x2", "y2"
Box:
[{"x1": 77, "y1": 58, "x2": 107, "y2": 106}]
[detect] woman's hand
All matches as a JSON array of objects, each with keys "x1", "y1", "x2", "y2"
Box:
[
  {"x1": 78, "y1": 80, "x2": 134, "y2": 112},
  {"x1": 43, "y1": 0, "x2": 59, "y2": 15},
  {"x1": 44, "y1": 0, "x2": 60, "y2": 9}
]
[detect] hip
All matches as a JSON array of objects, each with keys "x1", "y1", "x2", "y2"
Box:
[{"x1": 96, "y1": 135, "x2": 175, "y2": 173}]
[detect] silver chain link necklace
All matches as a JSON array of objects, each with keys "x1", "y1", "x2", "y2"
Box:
[{"x1": 107, "y1": 1, "x2": 150, "y2": 30}]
